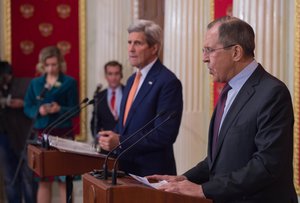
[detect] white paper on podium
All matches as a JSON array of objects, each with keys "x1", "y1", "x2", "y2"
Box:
[
  {"x1": 48, "y1": 135, "x2": 102, "y2": 157},
  {"x1": 129, "y1": 174, "x2": 168, "y2": 189}
]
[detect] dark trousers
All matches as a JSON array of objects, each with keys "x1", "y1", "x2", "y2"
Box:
[{"x1": 0, "y1": 133, "x2": 37, "y2": 203}]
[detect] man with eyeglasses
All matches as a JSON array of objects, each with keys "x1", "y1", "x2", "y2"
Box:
[{"x1": 148, "y1": 16, "x2": 297, "y2": 203}]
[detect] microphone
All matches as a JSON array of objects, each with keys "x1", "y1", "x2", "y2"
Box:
[
  {"x1": 92, "y1": 83, "x2": 103, "y2": 138},
  {"x1": 42, "y1": 97, "x2": 89, "y2": 135},
  {"x1": 94, "y1": 83, "x2": 103, "y2": 95},
  {"x1": 45, "y1": 91, "x2": 107, "y2": 140},
  {"x1": 36, "y1": 83, "x2": 52, "y2": 100},
  {"x1": 111, "y1": 112, "x2": 177, "y2": 185},
  {"x1": 40, "y1": 97, "x2": 90, "y2": 148},
  {"x1": 46, "y1": 99, "x2": 95, "y2": 136},
  {"x1": 98, "y1": 110, "x2": 167, "y2": 180},
  {"x1": 60, "y1": 93, "x2": 107, "y2": 139}
]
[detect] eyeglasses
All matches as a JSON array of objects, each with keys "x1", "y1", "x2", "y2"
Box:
[{"x1": 202, "y1": 44, "x2": 236, "y2": 55}]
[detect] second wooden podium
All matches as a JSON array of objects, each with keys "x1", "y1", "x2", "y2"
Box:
[
  {"x1": 83, "y1": 173, "x2": 213, "y2": 203},
  {"x1": 27, "y1": 144, "x2": 112, "y2": 177},
  {"x1": 27, "y1": 144, "x2": 114, "y2": 203}
]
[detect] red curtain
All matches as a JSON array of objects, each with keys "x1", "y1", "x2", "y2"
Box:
[
  {"x1": 11, "y1": 0, "x2": 81, "y2": 135},
  {"x1": 11, "y1": 0, "x2": 79, "y2": 82},
  {"x1": 213, "y1": 0, "x2": 232, "y2": 106}
]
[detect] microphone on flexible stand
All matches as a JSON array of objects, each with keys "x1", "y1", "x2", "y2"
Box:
[
  {"x1": 95, "y1": 110, "x2": 167, "y2": 180},
  {"x1": 46, "y1": 99, "x2": 94, "y2": 134},
  {"x1": 40, "y1": 97, "x2": 90, "y2": 149},
  {"x1": 94, "y1": 83, "x2": 103, "y2": 95},
  {"x1": 36, "y1": 83, "x2": 52, "y2": 100},
  {"x1": 93, "y1": 83, "x2": 103, "y2": 139},
  {"x1": 43, "y1": 99, "x2": 95, "y2": 149},
  {"x1": 42, "y1": 97, "x2": 89, "y2": 135},
  {"x1": 111, "y1": 111, "x2": 177, "y2": 185},
  {"x1": 60, "y1": 94, "x2": 107, "y2": 139}
]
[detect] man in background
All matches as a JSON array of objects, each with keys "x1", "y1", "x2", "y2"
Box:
[
  {"x1": 0, "y1": 61, "x2": 37, "y2": 203},
  {"x1": 90, "y1": 60, "x2": 124, "y2": 150}
]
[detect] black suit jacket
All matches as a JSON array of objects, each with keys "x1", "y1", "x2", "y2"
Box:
[
  {"x1": 90, "y1": 86, "x2": 124, "y2": 136},
  {"x1": 0, "y1": 77, "x2": 32, "y2": 155},
  {"x1": 184, "y1": 65, "x2": 298, "y2": 203}
]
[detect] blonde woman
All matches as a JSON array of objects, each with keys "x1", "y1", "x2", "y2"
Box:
[{"x1": 24, "y1": 46, "x2": 79, "y2": 203}]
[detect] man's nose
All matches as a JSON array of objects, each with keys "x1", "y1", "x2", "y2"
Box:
[
  {"x1": 202, "y1": 53, "x2": 209, "y2": 63},
  {"x1": 128, "y1": 44, "x2": 135, "y2": 52}
]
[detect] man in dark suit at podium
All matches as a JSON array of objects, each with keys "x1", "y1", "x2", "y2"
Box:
[
  {"x1": 148, "y1": 16, "x2": 298, "y2": 203},
  {"x1": 98, "y1": 20, "x2": 183, "y2": 176},
  {"x1": 90, "y1": 60, "x2": 124, "y2": 148}
]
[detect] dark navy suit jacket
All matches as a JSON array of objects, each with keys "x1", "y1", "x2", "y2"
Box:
[{"x1": 117, "y1": 59, "x2": 183, "y2": 176}]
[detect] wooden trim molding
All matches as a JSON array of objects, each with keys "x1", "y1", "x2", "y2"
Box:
[
  {"x1": 77, "y1": 0, "x2": 87, "y2": 141},
  {"x1": 210, "y1": 0, "x2": 214, "y2": 114},
  {"x1": 294, "y1": 0, "x2": 300, "y2": 194},
  {"x1": 3, "y1": 0, "x2": 11, "y2": 62}
]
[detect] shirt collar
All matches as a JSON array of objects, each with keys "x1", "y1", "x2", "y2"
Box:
[
  {"x1": 228, "y1": 60, "x2": 258, "y2": 90},
  {"x1": 108, "y1": 85, "x2": 122, "y2": 94},
  {"x1": 137, "y1": 57, "x2": 158, "y2": 77}
]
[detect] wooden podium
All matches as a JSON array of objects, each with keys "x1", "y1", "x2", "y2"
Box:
[
  {"x1": 83, "y1": 173, "x2": 212, "y2": 203},
  {"x1": 27, "y1": 144, "x2": 113, "y2": 177},
  {"x1": 27, "y1": 144, "x2": 114, "y2": 203}
]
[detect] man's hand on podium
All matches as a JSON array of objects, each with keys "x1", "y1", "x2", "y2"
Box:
[{"x1": 146, "y1": 174, "x2": 206, "y2": 198}]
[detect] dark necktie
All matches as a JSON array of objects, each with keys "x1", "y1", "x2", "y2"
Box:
[{"x1": 212, "y1": 83, "x2": 232, "y2": 157}]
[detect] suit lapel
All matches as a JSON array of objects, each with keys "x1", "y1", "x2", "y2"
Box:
[
  {"x1": 122, "y1": 60, "x2": 162, "y2": 132},
  {"x1": 208, "y1": 110, "x2": 217, "y2": 165},
  {"x1": 210, "y1": 65, "x2": 265, "y2": 169}
]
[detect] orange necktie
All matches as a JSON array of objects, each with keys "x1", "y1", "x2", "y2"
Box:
[{"x1": 123, "y1": 71, "x2": 142, "y2": 125}]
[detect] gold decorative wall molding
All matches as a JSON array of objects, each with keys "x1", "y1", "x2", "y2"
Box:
[
  {"x1": 294, "y1": 0, "x2": 300, "y2": 194},
  {"x1": 78, "y1": 0, "x2": 87, "y2": 141},
  {"x1": 210, "y1": 0, "x2": 214, "y2": 115},
  {"x1": 3, "y1": 0, "x2": 11, "y2": 62}
]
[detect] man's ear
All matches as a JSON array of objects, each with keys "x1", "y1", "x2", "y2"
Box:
[
  {"x1": 232, "y1": 45, "x2": 243, "y2": 61},
  {"x1": 151, "y1": 44, "x2": 159, "y2": 55}
]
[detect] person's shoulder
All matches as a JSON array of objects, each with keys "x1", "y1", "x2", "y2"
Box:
[
  {"x1": 30, "y1": 75, "x2": 44, "y2": 84},
  {"x1": 95, "y1": 89, "x2": 108, "y2": 100},
  {"x1": 252, "y1": 65, "x2": 290, "y2": 98},
  {"x1": 99, "y1": 88, "x2": 108, "y2": 95},
  {"x1": 152, "y1": 60, "x2": 178, "y2": 79},
  {"x1": 60, "y1": 74, "x2": 77, "y2": 87},
  {"x1": 257, "y1": 65, "x2": 287, "y2": 88},
  {"x1": 158, "y1": 64, "x2": 181, "y2": 83},
  {"x1": 62, "y1": 74, "x2": 76, "y2": 82}
]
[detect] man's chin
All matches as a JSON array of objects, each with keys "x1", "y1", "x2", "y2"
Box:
[{"x1": 129, "y1": 59, "x2": 139, "y2": 67}]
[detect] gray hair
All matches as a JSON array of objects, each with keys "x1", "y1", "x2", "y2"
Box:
[
  {"x1": 127, "y1": 19, "x2": 163, "y2": 54},
  {"x1": 208, "y1": 16, "x2": 255, "y2": 57}
]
